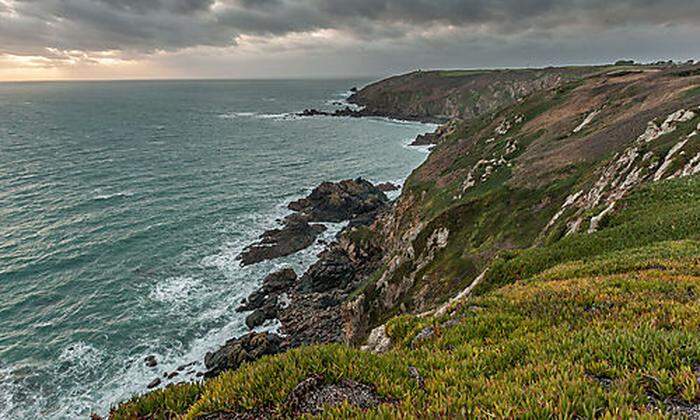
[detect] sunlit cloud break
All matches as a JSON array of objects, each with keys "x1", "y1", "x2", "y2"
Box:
[{"x1": 0, "y1": 0, "x2": 699, "y2": 80}]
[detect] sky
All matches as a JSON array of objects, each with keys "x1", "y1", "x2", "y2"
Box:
[{"x1": 0, "y1": 0, "x2": 699, "y2": 81}]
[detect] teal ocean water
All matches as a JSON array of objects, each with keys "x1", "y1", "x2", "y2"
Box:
[{"x1": 0, "y1": 80, "x2": 434, "y2": 418}]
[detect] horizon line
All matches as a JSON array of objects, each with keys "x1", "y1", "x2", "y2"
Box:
[{"x1": 1, "y1": 59, "x2": 694, "y2": 84}]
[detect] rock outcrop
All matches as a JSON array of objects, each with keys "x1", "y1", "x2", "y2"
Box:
[
  {"x1": 238, "y1": 178, "x2": 388, "y2": 266},
  {"x1": 238, "y1": 215, "x2": 326, "y2": 266},
  {"x1": 288, "y1": 178, "x2": 388, "y2": 223},
  {"x1": 204, "y1": 332, "x2": 285, "y2": 378}
]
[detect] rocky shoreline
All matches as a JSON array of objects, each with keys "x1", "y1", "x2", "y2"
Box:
[
  {"x1": 137, "y1": 97, "x2": 429, "y2": 390},
  {"x1": 139, "y1": 177, "x2": 404, "y2": 389},
  {"x1": 202, "y1": 178, "x2": 394, "y2": 377},
  {"x1": 296, "y1": 106, "x2": 445, "y2": 124}
]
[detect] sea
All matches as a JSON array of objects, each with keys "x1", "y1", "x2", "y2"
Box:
[{"x1": 0, "y1": 79, "x2": 435, "y2": 418}]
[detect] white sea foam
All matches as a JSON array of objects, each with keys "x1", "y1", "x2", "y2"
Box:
[
  {"x1": 218, "y1": 111, "x2": 300, "y2": 122},
  {"x1": 218, "y1": 111, "x2": 257, "y2": 119},
  {"x1": 403, "y1": 142, "x2": 433, "y2": 154},
  {"x1": 93, "y1": 190, "x2": 135, "y2": 201},
  {"x1": 0, "y1": 366, "x2": 17, "y2": 418},
  {"x1": 149, "y1": 276, "x2": 203, "y2": 304},
  {"x1": 59, "y1": 342, "x2": 103, "y2": 365}
]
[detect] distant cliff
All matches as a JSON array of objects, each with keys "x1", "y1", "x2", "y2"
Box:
[{"x1": 348, "y1": 67, "x2": 608, "y2": 122}]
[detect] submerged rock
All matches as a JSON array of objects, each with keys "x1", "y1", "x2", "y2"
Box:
[
  {"x1": 144, "y1": 355, "x2": 157, "y2": 368},
  {"x1": 147, "y1": 378, "x2": 161, "y2": 389}
]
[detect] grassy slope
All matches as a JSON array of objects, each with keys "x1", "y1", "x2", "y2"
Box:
[
  {"x1": 112, "y1": 176, "x2": 700, "y2": 419},
  {"x1": 356, "y1": 68, "x2": 700, "y2": 330}
]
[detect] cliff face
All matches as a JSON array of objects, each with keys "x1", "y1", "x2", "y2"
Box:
[
  {"x1": 343, "y1": 64, "x2": 700, "y2": 343},
  {"x1": 348, "y1": 66, "x2": 612, "y2": 122}
]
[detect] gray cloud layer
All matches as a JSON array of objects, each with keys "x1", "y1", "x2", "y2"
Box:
[{"x1": 1, "y1": 0, "x2": 699, "y2": 76}]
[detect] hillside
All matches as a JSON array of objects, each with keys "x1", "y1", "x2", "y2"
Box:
[
  {"x1": 111, "y1": 64, "x2": 700, "y2": 418},
  {"x1": 348, "y1": 66, "x2": 644, "y2": 122}
]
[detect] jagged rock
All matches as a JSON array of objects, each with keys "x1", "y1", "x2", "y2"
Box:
[
  {"x1": 411, "y1": 131, "x2": 440, "y2": 146},
  {"x1": 376, "y1": 182, "x2": 400, "y2": 192},
  {"x1": 278, "y1": 291, "x2": 346, "y2": 347},
  {"x1": 204, "y1": 332, "x2": 285, "y2": 378},
  {"x1": 360, "y1": 324, "x2": 392, "y2": 354},
  {"x1": 236, "y1": 289, "x2": 267, "y2": 312},
  {"x1": 245, "y1": 310, "x2": 267, "y2": 329},
  {"x1": 298, "y1": 248, "x2": 355, "y2": 293},
  {"x1": 297, "y1": 106, "x2": 369, "y2": 119},
  {"x1": 245, "y1": 302, "x2": 277, "y2": 329},
  {"x1": 261, "y1": 268, "x2": 297, "y2": 294},
  {"x1": 236, "y1": 270, "x2": 297, "y2": 320},
  {"x1": 288, "y1": 178, "x2": 389, "y2": 223},
  {"x1": 298, "y1": 108, "x2": 331, "y2": 117},
  {"x1": 238, "y1": 215, "x2": 327, "y2": 266}
]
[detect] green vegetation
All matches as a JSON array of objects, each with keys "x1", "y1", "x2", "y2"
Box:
[
  {"x1": 475, "y1": 176, "x2": 700, "y2": 296},
  {"x1": 112, "y1": 175, "x2": 700, "y2": 419}
]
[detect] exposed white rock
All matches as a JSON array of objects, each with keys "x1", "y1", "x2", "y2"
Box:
[
  {"x1": 573, "y1": 110, "x2": 600, "y2": 134},
  {"x1": 639, "y1": 109, "x2": 697, "y2": 144},
  {"x1": 566, "y1": 217, "x2": 584, "y2": 236},
  {"x1": 361, "y1": 324, "x2": 392, "y2": 353},
  {"x1": 427, "y1": 228, "x2": 450, "y2": 250},
  {"x1": 679, "y1": 152, "x2": 700, "y2": 177},
  {"x1": 432, "y1": 269, "x2": 488, "y2": 318},
  {"x1": 558, "y1": 108, "x2": 699, "y2": 237},
  {"x1": 588, "y1": 202, "x2": 615, "y2": 233},
  {"x1": 495, "y1": 119, "x2": 511, "y2": 135},
  {"x1": 543, "y1": 190, "x2": 583, "y2": 232},
  {"x1": 494, "y1": 115, "x2": 524, "y2": 136},
  {"x1": 462, "y1": 159, "x2": 495, "y2": 191},
  {"x1": 653, "y1": 137, "x2": 690, "y2": 181},
  {"x1": 505, "y1": 139, "x2": 518, "y2": 155}
]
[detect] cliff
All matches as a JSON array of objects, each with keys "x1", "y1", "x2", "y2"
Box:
[
  {"x1": 348, "y1": 66, "x2": 623, "y2": 122},
  {"x1": 111, "y1": 63, "x2": 700, "y2": 419}
]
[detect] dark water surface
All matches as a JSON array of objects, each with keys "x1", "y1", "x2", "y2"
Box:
[{"x1": 0, "y1": 79, "x2": 434, "y2": 417}]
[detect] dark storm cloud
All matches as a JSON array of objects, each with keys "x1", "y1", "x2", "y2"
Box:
[{"x1": 1, "y1": 0, "x2": 699, "y2": 56}]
